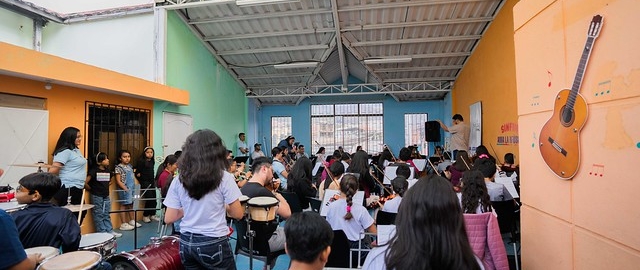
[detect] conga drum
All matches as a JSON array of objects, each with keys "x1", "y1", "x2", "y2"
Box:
[
  {"x1": 107, "y1": 235, "x2": 183, "y2": 270},
  {"x1": 247, "y1": 196, "x2": 279, "y2": 222},
  {"x1": 25, "y1": 246, "x2": 60, "y2": 262},
  {"x1": 37, "y1": 251, "x2": 101, "y2": 270}
]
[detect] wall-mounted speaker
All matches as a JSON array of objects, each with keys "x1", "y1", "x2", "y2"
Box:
[{"x1": 425, "y1": 121, "x2": 440, "y2": 142}]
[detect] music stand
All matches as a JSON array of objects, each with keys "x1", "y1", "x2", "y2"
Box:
[{"x1": 233, "y1": 156, "x2": 249, "y2": 164}]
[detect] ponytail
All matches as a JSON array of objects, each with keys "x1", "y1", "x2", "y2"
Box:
[{"x1": 341, "y1": 174, "x2": 359, "y2": 220}]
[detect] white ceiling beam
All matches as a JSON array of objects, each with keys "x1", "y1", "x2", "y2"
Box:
[
  {"x1": 375, "y1": 65, "x2": 464, "y2": 72},
  {"x1": 249, "y1": 83, "x2": 307, "y2": 88},
  {"x1": 340, "y1": 17, "x2": 493, "y2": 32},
  {"x1": 246, "y1": 82, "x2": 452, "y2": 98},
  {"x1": 161, "y1": 0, "x2": 234, "y2": 10},
  {"x1": 351, "y1": 35, "x2": 482, "y2": 46},
  {"x1": 305, "y1": 37, "x2": 337, "y2": 86},
  {"x1": 330, "y1": 0, "x2": 349, "y2": 92},
  {"x1": 383, "y1": 77, "x2": 456, "y2": 83},
  {"x1": 337, "y1": 0, "x2": 488, "y2": 12},
  {"x1": 410, "y1": 52, "x2": 472, "y2": 58},
  {"x1": 204, "y1": 28, "x2": 334, "y2": 42},
  {"x1": 188, "y1": 8, "x2": 332, "y2": 24},
  {"x1": 239, "y1": 72, "x2": 310, "y2": 79},
  {"x1": 217, "y1": 44, "x2": 329, "y2": 55}
]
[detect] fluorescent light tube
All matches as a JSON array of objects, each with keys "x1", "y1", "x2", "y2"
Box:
[
  {"x1": 236, "y1": 0, "x2": 299, "y2": 6},
  {"x1": 273, "y1": 62, "x2": 318, "y2": 69},
  {"x1": 364, "y1": 57, "x2": 413, "y2": 64}
]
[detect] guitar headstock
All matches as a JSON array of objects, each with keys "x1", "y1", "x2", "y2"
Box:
[{"x1": 588, "y1": 15, "x2": 603, "y2": 39}]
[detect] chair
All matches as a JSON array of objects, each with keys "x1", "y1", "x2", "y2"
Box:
[
  {"x1": 325, "y1": 230, "x2": 358, "y2": 268},
  {"x1": 308, "y1": 197, "x2": 322, "y2": 213},
  {"x1": 491, "y1": 200, "x2": 520, "y2": 270},
  {"x1": 376, "y1": 211, "x2": 397, "y2": 225},
  {"x1": 234, "y1": 218, "x2": 285, "y2": 270},
  {"x1": 280, "y1": 191, "x2": 303, "y2": 213}
]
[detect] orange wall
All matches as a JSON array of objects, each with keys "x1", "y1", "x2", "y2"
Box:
[
  {"x1": 453, "y1": 0, "x2": 520, "y2": 161},
  {"x1": 1, "y1": 75, "x2": 154, "y2": 233},
  {"x1": 514, "y1": 0, "x2": 640, "y2": 268}
]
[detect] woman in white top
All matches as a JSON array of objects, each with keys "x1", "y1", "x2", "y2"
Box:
[
  {"x1": 325, "y1": 174, "x2": 377, "y2": 254},
  {"x1": 381, "y1": 176, "x2": 408, "y2": 214},
  {"x1": 459, "y1": 170, "x2": 493, "y2": 214},
  {"x1": 164, "y1": 129, "x2": 244, "y2": 270},
  {"x1": 363, "y1": 175, "x2": 483, "y2": 270}
]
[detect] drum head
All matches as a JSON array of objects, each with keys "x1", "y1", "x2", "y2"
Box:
[
  {"x1": 80, "y1": 233, "x2": 114, "y2": 248},
  {"x1": 25, "y1": 246, "x2": 59, "y2": 260},
  {"x1": 247, "y1": 196, "x2": 279, "y2": 207},
  {"x1": 38, "y1": 251, "x2": 101, "y2": 270},
  {"x1": 239, "y1": 195, "x2": 250, "y2": 203}
]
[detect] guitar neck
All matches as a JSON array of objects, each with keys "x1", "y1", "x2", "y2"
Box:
[{"x1": 567, "y1": 36, "x2": 595, "y2": 110}]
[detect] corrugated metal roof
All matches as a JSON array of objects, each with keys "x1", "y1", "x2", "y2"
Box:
[{"x1": 160, "y1": 0, "x2": 504, "y2": 104}]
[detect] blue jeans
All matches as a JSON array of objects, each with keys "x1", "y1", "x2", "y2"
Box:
[
  {"x1": 91, "y1": 194, "x2": 113, "y2": 233},
  {"x1": 179, "y1": 232, "x2": 236, "y2": 270}
]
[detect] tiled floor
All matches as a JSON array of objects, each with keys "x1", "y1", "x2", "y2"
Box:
[{"x1": 112, "y1": 220, "x2": 291, "y2": 270}]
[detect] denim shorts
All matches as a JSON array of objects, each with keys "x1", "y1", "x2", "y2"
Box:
[
  {"x1": 179, "y1": 232, "x2": 236, "y2": 270},
  {"x1": 118, "y1": 188, "x2": 133, "y2": 205}
]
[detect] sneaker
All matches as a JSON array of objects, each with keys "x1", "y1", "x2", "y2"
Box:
[
  {"x1": 150, "y1": 215, "x2": 161, "y2": 222},
  {"x1": 129, "y1": 220, "x2": 142, "y2": 228},
  {"x1": 110, "y1": 231, "x2": 123, "y2": 238},
  {"x1": 119, "y1": 223, "x2": 134, "y2": 231},
  {"x1": 142, "y1": 216, "x2": 151, "y2": 223}
]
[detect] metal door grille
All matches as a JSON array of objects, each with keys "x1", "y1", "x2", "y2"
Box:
[{"x1": 85, "y1": 102, "x2": 150, "y2": 170}]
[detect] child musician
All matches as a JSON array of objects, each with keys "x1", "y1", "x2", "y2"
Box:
[{"x1": 85, "y1": 152, "x2": 121, "y2": 237}]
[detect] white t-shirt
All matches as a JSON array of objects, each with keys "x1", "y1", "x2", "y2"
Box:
[
  {"x1": 163, "y1": 171, "x2": 241, "y2": 237},
  {"x1": 363, "y1": 243, "x2": 485, "y2": 270},
  {"x1": 325, "y1": 199, "x2": 374, "y2": 241},
  {"x1": 236, "y1": 139, "x2": 248, "y2": 157}
]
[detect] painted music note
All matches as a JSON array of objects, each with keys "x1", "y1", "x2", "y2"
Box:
[
  {"x1": 532, "y1": 132, "x2": 537, "y2": 148},
  {"x1": 596, "y1": 80, "x2": 611, "y2": 96},
  {"x1": 547, "y1": 70, "x2": 553, "y2": 88},
  {"x1": 589, "y1": 164, "x2": 604, "y2": 177}
]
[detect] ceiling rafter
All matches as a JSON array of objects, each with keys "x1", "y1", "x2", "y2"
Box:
[
  {"x1": 375, "y1": 65, "x2": 464, "y2": 72},
  {"x1": 203, "y1": 28, "x2": 335, "y2": 42},
  {"x1": 246, "y1": 82, "x2": 451, "y2": 98},
  {"x1": 336, "y1": 0, "x2": 488, "y2": 12},
  {"x1": 350, "y1": 35, "x2": 482, "y2": 47},
  {"x1": 188, "y1": 8, "x2": 332, "y2": 24},
  {"x1": 340, "y1": 17, "x2": 494, "y2": 32},
  {"x1": 217, "y1": 44, "x2": 329, "y2": 55},
  {"x1": 382, "y1": 77, "x2": 456, "y2": 83},
  {"x1": 330, "y1": 0, "x2": 349, "y2": 91}
]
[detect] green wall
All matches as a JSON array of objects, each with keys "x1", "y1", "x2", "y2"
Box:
[{"x1": 153, "y1": 11, "x2": 247, "y2": 156}]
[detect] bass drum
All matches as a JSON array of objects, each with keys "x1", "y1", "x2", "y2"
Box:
[{"x1": 107, "y1": 235, "x2": 183, "y2": 270}]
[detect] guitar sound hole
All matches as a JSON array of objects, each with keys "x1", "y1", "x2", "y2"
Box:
[{"x1": 560, "y1": 105, "x2": 575, "y2": 127}]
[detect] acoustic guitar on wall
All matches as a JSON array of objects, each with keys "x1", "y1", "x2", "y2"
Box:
[{"x1": 539, "y1": 15, "x2": 603, "y2": 180}]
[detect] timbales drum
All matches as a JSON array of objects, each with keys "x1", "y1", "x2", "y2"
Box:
[
  {"x1": 79, "y1": 232, "x2": 117, "y2": 258},
  {"x1": 25, "y1": 246, "x2": 60, "y2": 262},
  {"x1": 37, "y1": 251, "x2": 101, "y2": 270}
]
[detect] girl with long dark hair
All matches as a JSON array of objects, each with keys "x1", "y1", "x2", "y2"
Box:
[
  {"x1": 363, "y1": 175, "x2": 483, "y2": 270},
  {"x1": 163, "y1": 129, "x2": 244, "y2": 269},
  {"x1": 348, "y1": 150, "x2": 376, "y2": 198},
  {"x1": 135, "y1": 147, "x2": 158, "y2": 223},
  {"x1": 287, "y1": 156, "x2": 317, "y2": 209},
  {"x1": 459, "y1": 170, "x2": 493, "y2": 214}
]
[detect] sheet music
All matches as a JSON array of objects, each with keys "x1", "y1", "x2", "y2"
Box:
[
  {"x1": 383, "y1": 165, "x2": 414, "y2": 184},
  {"x1": 320, "y1": 190, "x2": 365, "y2": 216},
  {"x1": 412, "y1": 159, "x2": 427, "y2": 172},
  {"x1": 495, "y1": 175, "x2": 519, "y2": 198},
  {"x1": 407, "y1": 179, "x2": 418, "y2": 189},
  {"x1": 376, "y1": 225, "x2": 396, "y2": 245},
  {"x1": 312, "y1": 161, "x2": 322, "y2": 176}
]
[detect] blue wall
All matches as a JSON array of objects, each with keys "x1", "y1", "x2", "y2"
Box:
[{"x1": 256, "y1": 94, "x2": 447, "y2": 156}]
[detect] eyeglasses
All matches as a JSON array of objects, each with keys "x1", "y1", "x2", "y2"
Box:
[{"x1": 16, "y1": 184, "x2": 29, "y2": 192}]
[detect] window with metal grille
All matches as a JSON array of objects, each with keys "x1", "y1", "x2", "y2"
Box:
[
  {"x1": 404, "y1": 113, "x2": 428, "y2": 154},
  {"x1": 86, "y1": 102, "x2": 151, "y2": 170},
  {"x1": 271, "y1": 116, "x2": 292, "y2": 152},
  {"x1": 311, "y1": 103, "x2": 383, "y2": 154}
]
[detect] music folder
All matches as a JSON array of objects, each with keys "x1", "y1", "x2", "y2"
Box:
[{"x1": 233, "y1": 156, "x2": 249, "y2": 164}]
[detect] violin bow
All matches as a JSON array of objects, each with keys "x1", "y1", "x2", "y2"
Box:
[
  {"x1": 426, "y1": 159, "x2": 442, "y2": 177},
  {"x1": 370, "y1": 164, "x2": 395, "y2": 195}
]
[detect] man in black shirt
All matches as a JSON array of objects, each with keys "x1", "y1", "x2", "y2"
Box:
[{"x1": 240, "y1": 157, "x2": 291, "y2": 254}]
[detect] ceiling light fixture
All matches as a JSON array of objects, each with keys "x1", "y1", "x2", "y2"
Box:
[
  {"x1": 273, "y1": 62, "x2": 318, "y2": 69},
  {"x1": 236, "y1": 0, "x2": 299, "y2": 6},
  {"x1": 363, "y1": 57, "x2": 413, "y2": 64}
]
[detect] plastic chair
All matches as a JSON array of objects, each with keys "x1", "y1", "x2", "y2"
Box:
[
  {"x1": 376, "y1": 211, "x2": 397, "y2": 225},
  {"x1": 491, "y1": 200, "x2": 520, "y2": 270},
  {"x1": 234, "y1": 218, "x2": 285, "y2": 270},
  {"x1": 280, "y1": 191, "x2": 303, "y2": 213},
  {"x1": 308, "y1": 197, "x2": 322, "y2": 213}
]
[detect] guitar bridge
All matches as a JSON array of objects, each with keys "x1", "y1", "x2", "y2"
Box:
[{"x1": 547, "y1": 137, "x2": 568, "y2": 156}]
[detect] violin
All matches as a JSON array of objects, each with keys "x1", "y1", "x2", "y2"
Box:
[
  {"x1": 266, "y1": 177, "x2": 281, "y2": 192},
  {"x1": 367, "y1": 194, "x2": 397, "y2": 209}
]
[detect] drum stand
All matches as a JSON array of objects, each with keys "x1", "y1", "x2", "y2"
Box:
[{"x1": 245, "y1": 217, "x2": 256, "y2": 270}]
